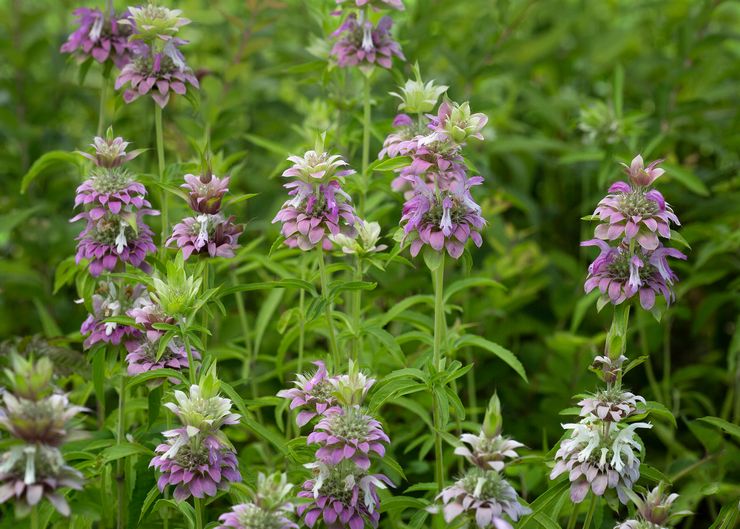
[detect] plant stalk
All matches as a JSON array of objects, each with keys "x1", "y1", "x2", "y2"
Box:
[
  {"x1": 193, "y1": 497, "x2": 203, "y2": 529},
  {"x1": 317, "y1": 249, "x2": 341, "y2": 370},
  {"x1": 116, "y1": 369, "x2": 127, "y2": 529},
  {"x1": 97, "y1": 73, "x2": 108, "y2": 137},
  {"x1": 30, "y1": 505, "x2": 39, "y2": 529},
  {"x1": 360, "y1": 72, "x2": 372, "y2": 215},
  {"x1": 154, "y1": 103, "x2": 168, "y2": 251},
  {"x1": 582, "y1": 494, "x2": 598, "y2": 529},
  {"x1": 181, "y1": 323, "x2": 197, "y2": 385},
  {"x1": 351, "y1": 255, "x2": 363, "y2": 364},
  {"x1": 431, "y1": 253, "x2": 446, "y2": 490}
]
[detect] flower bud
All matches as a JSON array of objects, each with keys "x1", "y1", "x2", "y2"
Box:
[
  {"x1": 150, "y1": 253, "x2": 202, "y2": 318},
  {"x1": 4, "y1": 355, "x2": 54, "y2": 400},
  {"x1": 125, "y1": 4, "x2": 190, "y2": 43},
  {"x1": 482, "y1": 392, "x2": 503, "y2": 438},
  {"x1": 330, "y1": 361, "x2": 375, "y2": 406},
  {"x1": 390, "y1": 64, "x2": 447, "y2": 114}
]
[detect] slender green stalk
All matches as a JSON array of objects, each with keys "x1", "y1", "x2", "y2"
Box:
[
  {"x1": 582, "y1": 494, "x2": 598, "y2": 529},
  {"x1": 638, "y1": 316, "x2": 665, "y2": 403},
  {"x1": 360, "y1": 72, "x2": 372, "y2": 215},
  {"x1": 97, "y1": 73, "x2": 108, "y2": 137},
  {"x1": 201, "y1": 264, "x2": 210, "y2": 350},
  {"x1": 233, "y1": 272, "x2": 253, "y2": 381},
  {"x1": 30, "y1": 505, "x2": 39, "y2": 529},
  {"x1": 297, "y1": 261, "x2": 306, "y2": 373},
  {"x1": 431, "y1": 253, "x2": 446, "y2": 490},
  {"x1": 116, "y1": 369, "x2": 127, "y2": 529},
  {"x1": 154, "y1": 104, "x2": 168, "y2": 251},
  {"x1": 351, "y1": 255, "x2": 363, "y2": 364},
  {"x1": 565, "y1": 502, "x2": 579, "y2": 529},
  {"x1": 662, "y1": 317, "x2": 672, "y2": 409},
  {"x1": 193, "y1": 498, "x2": 203, "y2": 529},
  {"x1": 181, "y1": 324, "x2": 197, "y2": 385},
  {"x1": 317, "y1": 249, "x2": 340, "y2": 370}
]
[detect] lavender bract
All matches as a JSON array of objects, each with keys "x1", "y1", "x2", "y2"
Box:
[
  {"x1": 125, "y1": 336, "x2": 199, "y2": 382},
  {"x1": 277, "y1": 361, "x2": 339, "y2": 427},
  {"x1": 331, "y1": 14, "x2": 404, "y2": 70},
  {"x1": 167, "y1": 213, "x2": 243, "y2": 259},
  {"x1": 60, "y1": 8, "x2": 137, "y2": 67},
  {"x1": 80, "y1": 281, "x2": 147, "y2": 348},
  {"x1": 182, "y1": 173, "x2": 231, "y2": 214},
  {"x1": 217, "y1": 472, "x2": 298, "y2": 529}
]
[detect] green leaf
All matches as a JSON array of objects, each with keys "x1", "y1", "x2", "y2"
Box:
[
  {"x1": 698, "y1": 416, "x2": 740, "y2": 440},
  {"x1": 663, "y1": 163, "x2": 710, "y2": 196},
  {"x1": 32, "y1": 298, "x2": 62, "y2": 337},
  {"x1": 20, "y1": 150, "x2": 81, "y2": 193},
  {"x1": 443, "y1": 277, "x2": 505, "y2": 303},
  {"x1": 454, "y1": 334, "x2": 528, "y2": 382},
  {"x1": 101, "y1": 442, "x2": 153, "y2": 463},
  {"x1": 422, "y1": 246, "x2": 443, "y2": 271},
  {"x1": 518, "y1": 479, "x2": 569, "y2": 529},
  {"x1": 128, "y1": 368, "x2": 187, "y2": 387},
  {"x1": 380, "y1": 496, "x2": 428, "y2": 514},
  {"x1": 366, "y1": 156, "x2": 412, "y2": 173},
  {"x1": 218, "y1": 279, "x2": 317, "y2": 298}
]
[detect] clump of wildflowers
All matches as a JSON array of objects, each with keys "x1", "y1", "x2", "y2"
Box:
[
  {"x1": 115, "y1": 4, "x2": 198, "y2": 108},
  {"x1": 582, "y1": 155, "x2": 687, "y2": 311},
  {"x1": 79, "y1": 280, "x2": 147, "y2": 349},
  {"x1": 60, "y1": 7, "x2": 138, "y2": 68},
  {"x1": 71, "y1": 130, "x2": 158, "y2": 276},
  {"x1": 277, "y1": 361, "x2": 339, "y2": 427},
  {"x1": 615, "y1": 484, "x2": 691, "y2": 529},
  {"x1": 273, "y1": 145, "x2": 357, "y2": 251},
  {"x1": 150, "y1": 369, "x2": 241, "y2": 501},
  {"x1": 217, "y1": 472, "x2": 298, "y2": 529},
  {"x1": 434, "y1": 394, "x2": 530, "y2": 528},
  {"x1": 0, "y1": 356, "x2": 85, "y2": 516}
]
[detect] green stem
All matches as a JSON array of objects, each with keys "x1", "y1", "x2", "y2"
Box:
[
  {"x1": 360, "y1": 72, "x2": 372, "y2": 215},
  {"x1": 317, "y1": 249, "x2": 340, "y2": 370},
  {"x1": 582, "y1": 494, "x2": 598, "y2": 529},
  {"x1": 298, "y1": 261, "x2": 306, "y2": 373},
  {"x1": 154, "y1": 103, "x2": 168, "y2": 252},
  {"x1": 432, "y1": 254, "x2": 446, "y2": 370},
  {"x1": 432, "y1": 390, "x2": 445, "y2": 491},
  {"x1": 193, "y1": 498, "x2": 203, "y2": 529},
  {"x1": 351, "y1": 255, "x2": 362, "y2": 364},
  {"x1": 605, "y1": 303, "x2": 630, "y2": 388},
  {"x1": 116, "y1": 369, "x2": 127, "y2": 529},
  {"x1": 233, "y1": 272, "x2": 254, "y2": 382},
  {"x1": 638, "y1": 315, "x2": 665, "y2": 403},
  {"x1": 201, "y1": 264, "x2": 210, "y2": 350},
  {"x1": 181, "y1": 323, "x2": 197, "y2": 385},
  {"x1": 565, "y1": 501, "x2": 580, "y2": 529},
  {"x1": 662, "y1": 317, "x2": 672, "y2": 409},
  {"x1": 97, "y1": 73, "x2": 108, "y2": 137},
  {"x1": 30, "y1": 505, "x2": 39, "y2": 529}
]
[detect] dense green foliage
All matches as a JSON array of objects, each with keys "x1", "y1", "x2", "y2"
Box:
[{"x1": 1, "y1": 0, "x2": 739, "y2": 528}]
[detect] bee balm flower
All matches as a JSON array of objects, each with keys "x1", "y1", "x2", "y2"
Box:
[{"x1": 60, "y1": 8, "x2": 137, "y2": 67}]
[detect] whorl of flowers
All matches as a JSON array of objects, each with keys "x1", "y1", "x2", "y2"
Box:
[
  {"x1": 182, "y1": 173, "x2": 231, "y2": 214},
  {"x1": 297, "y1": 461, "x2": 392, "y2": 529},
  {"x1": 60, "y1": 8, "x2": 138, "y2": 68},
  {"x1": 115, "y1": 4, "x2": 198, "y2": 108},
  {"x1": 150, "y1": 373, "x2": 242, "y2": 501},
  {"x1": 125, "y1": 336, "x2": 199, "y2": 382},
  {"x1": 331, "y1": 14, "x2": 404, "y2": 70},
  {"x1": 582, "y1": 155, "x2": 687, "y2": 311},
  {"x1": 328, "y1": 220, "x2": 387, "y2": 255},
  {"x1": 578, "y1": 388, "x2": 645, "y2": 423},
  {"x1": 127, "y1": 294, "x2": 175, "y2": 341},
  {"x1": 0, "y1": 356, "x2": 86, "y2": 516},
  {"x1": 277, "y1": 361, "x2": 339, "y2": 427},
  {"x1": 217, "y1": 472, "x2": 298, "y2": 529},
  {"x1": 80, "y1": 280, "x2": 147, "y2": 348},
  {"x1": 437, "y1": 468, "x2": 530, "y2": 529},
  {"x1": 615, "y1": 484, "x2": 690, "y2": 529},
  {"x1": 550, "y1": 416, "x2": 651, "y2": 504},
  {"x1": 273, "y1": 147, "x2": 357, "y2": 251}
]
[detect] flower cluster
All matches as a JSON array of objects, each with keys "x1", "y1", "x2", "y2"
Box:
[
  {"x1": 71, "y1": 131, "x2": 158, "y2": 276},
  {"x1": 383, "y1": 73, "x2": 489, "y2": 259},
  {"x1": 79, "y1": 280, "x2": 147, "y2": 349},
  {"x1": 115, "y1": 4, "x2": 199, "y2": 108},
  {"x1": 167, "y1": 172, "x2": 242, "y2": 259},
  {"x1": 280, "y1": 362, "x2": 392, "y2": 528},
  {"x1": 217, "y1": 472, "x2": 298, "y2": 529},
  {"x1": 0, "y1": 356, "x2": 85, "y2": 516},
  {"x1": 150, "y1": 375, "x2": 241, "y2": 501},
  {"x1": 435, "y1": 394, "x2": 530, "y2": 528},
  {"x1": 328, "y1": 220, "x2": 387, "y2": 256},
  {"x1": 330, "y1": 0, "x2": 404, "y2": 71},
  {"x1": 582, "y1": 156, "x2": 687, "y2": 311},
  {"x1": 61, "y1": 7, "x2": 139, "y2": 68},
  {"x1": 273, "y1": 148, "x2": 357, "y2": 251},
  {"x1": 615, "y1": 484, "x2": 690, "y2": 529}
]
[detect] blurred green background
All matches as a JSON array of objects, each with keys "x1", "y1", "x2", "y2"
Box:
[{"x1": 1, "y1": 0, "x2": 739, "y2": 526}]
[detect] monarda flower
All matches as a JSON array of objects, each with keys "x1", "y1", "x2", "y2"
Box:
[
  {"x1": 182, "y1": 173, "x2": 230, "y2": 214},
  {"x1": 454, "y1": 431, "x2": 524, "y2": 472},
  {"x1": 217, "y1": 472, "x2": 298, "y2": 529},
  {"x1": 60, "y1": 8, "x2": 137, "y2": 68},
  {"x1": 150, "y1": 433, "x2": 241, "y2": 501},
  {"x1": 578, "y1": 388, "x2": 645, "y2": 423},
  {"x1": 400, "y1": 175, "x2": 486, "y2": 259},
  {"x1": 581, "y1": 240, "x2": 687, "y2": 310},
  {"x1": 331, "y1": 14, "x2": 404, "y2": 70},
  {"x1": 0, "y1": 393, "x2": 86, "y2": 446},
  {"x1": 615, "y1": 484, "x2": 690, "y2": 529},
  {"x1": 297, "y1": 461, "x2": 392, "y2": 529},
  {"x1": 80, "y1": 281, "x2": 147, "y2": 348},
  {"x1": 162, "y1": 385, "x2": 241, "y2": 440},
  {"x1": 128, "y1": 295, "x2": 175, "y2": 341},
  {"x1": 125, "y1": 336, "x2": 199, "y2": 381},
  {"x1": 308, "y1": 407, "x2": 389, "y2": 470},
  {"x1": 167, "y1": 213, "x2": 243, "y2": 260},
  {"x1": 328, "y1": 220, "x2": 387, "y2": 256},
  {"x1": 274, "y1": 150, "x2": 357, "y2": 251},
  {"x1": 427, "y1": 101, "x2": 488, "y2": 146},
  {"x1": 0, "y1": 444, "x2": 84, "y2": 517},
  {"x1": 72, "y1": 209, "x2": 158, "y2": 276},
  {"x1": 550, "y1": 416, "x2": 651, "y2": 503},
  {"x1": 437, "y1": 467, "x2": 531, "y2": 529},
  {"x1": 379, "y1": 114, "x2": 421, "y2": 160},
  {"x1": 277, "y1": 361, "x2": 339, "y2": 427}
]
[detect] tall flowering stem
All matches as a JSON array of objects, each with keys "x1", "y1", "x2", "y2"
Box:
[
  {"x1": 431, "y1": 253, "x2": 446, "y2": 490},
  {"x1": 116, "y1": 370, "x2": 127, "y2": 529},
  {"x1": 155, "y1": 104, "x2": 168, "y2": 252},
  {"x1": 317, "y1": 248, "x2": 341, "y2": 370},
  {"x1": 360, "y1": 72, "x2": 372, "y2": 214}
]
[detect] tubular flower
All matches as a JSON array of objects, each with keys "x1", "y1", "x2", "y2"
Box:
[
  {"x1": 80, "y1": 281, "x2": 147, "y2": 348},
  {"x1": 615, "y1": 484, "x2": 690, "y2": 529},
  {"x1": 60, "y1": 8, "x2": 137, "y2": 67},
  {"x1": 297, "y1": 461, "x2": 392, "y2": 529},
  {"x1": 379, "y1": 114, "x2": 421, "y2": 160},
  {"x1": 125, "y1": 336, "x2": 199, "y2": 382},
  {"x1": 427, "y1": 101, "x2": 488, "y2": 145},
  {"x1": 592, "y1": 180, "x2": 679, "y2": 252},
  {"x1": 581, "y1": 240, "x2": 687, "y2": 310},
  {"x1": 550, "y1": 416, "x2": 652, "y2": 504},
  {"x1": 217, "y1": 472, "x2": 299, "y2": 529},
  {"x1": 167, "y1": 213, "x2": 243, "y2": 260},
  {"x1": 150, "y1": 433, "x2": 241, "y2": 501},
  {"x1": 0, "y1": 444, "x2": 84, "y2": 517},
  {"x1": 71, "y1": 209, "x2": 158, "y2": 276},
  {"x1": 0, "y1": 393, "x2": 86, "y2": 447},
  {"x1": 308, "y1": 407, "x2": 389, "y2": 470},
  {"x1": 77, "y1": 132, "x2": 146, "y2": 169},
  {"x1": 578, "y1": 388, "x2": 645, "y2": 423},
  {"x1": 182, "y1": 173, "x2": 231, "y2": 214},
  {"x1": 128, "y1": 295, "x2": 175, "y2": 341},
  {"x1": 277, "y1": 361, "x2": 339, "y2": 427},
  {"x1": 401, "y1": 175, "x2": 486, "y2": 259},
  {"x1": 621, "y1": 155, "x2": 666, "y2": 187},
  {"x1": 454, "y1": 431, "x2": 524, "y2": 472},
  {"x1": 331, "y1": 14, "x2": 404, "y2": 69},
  {"x1": 437, "y1": 467, "x2": 531, "y2": 529}
]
